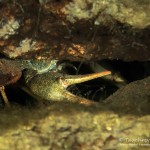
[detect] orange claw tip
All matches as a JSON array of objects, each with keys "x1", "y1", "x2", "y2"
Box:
[{"x1": 100, "y1": 70, "x2": 111, "y2": 76}]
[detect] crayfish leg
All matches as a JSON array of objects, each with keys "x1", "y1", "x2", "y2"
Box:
[{"x1": 0, "y1": 86, "x2": 10, "y2": 107}]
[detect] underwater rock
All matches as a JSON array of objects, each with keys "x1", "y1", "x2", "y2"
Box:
[
  {"x1": 0, "y1": 0, "x2": 150, "y2": 61},
  {"x1": 0, "y1": 76, "x2": 149, "y2": 149}
]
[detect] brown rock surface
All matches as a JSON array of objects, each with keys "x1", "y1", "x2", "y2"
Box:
[{"x1": 0, "y1": 0, "x2": 150, "y2": 61}]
